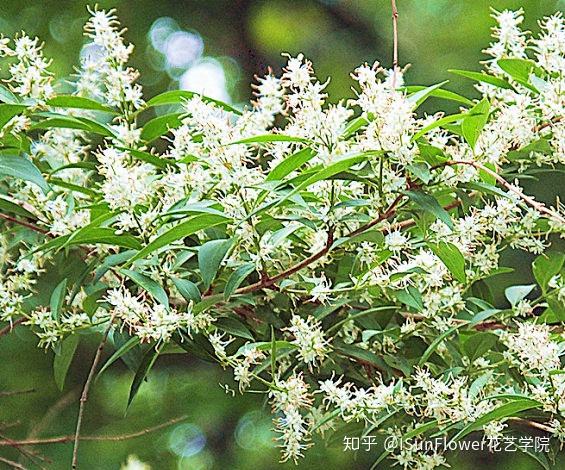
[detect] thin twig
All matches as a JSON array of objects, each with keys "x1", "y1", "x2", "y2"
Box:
[
  {"x1": 508, "y1": 417, "x2": 554, "y2": 434},
  {"x1": 0, "y1": 415, "x2": 187, "y2": 447},
  {"x1": 231, "y1": 195, "x2": 404, "y2": 296},
  {"x1": 0, "y1": 433, "x2": 47, "y2": 469},
  {"x1": 0, "y1": 318, "x2": 26, "y2": 338},
  {"x1": 391, "y1": 0, "x2": 399, "y2": 88},
  {"x1": 447, "y1": 160, "x2": 565, "y2": 224},
  {"x1": 0, "y1": 456, "x2": 27, "y2": 470},
  {"x1": 0, "y1": 388, "x2": 35, "y2": 398},
  {"x1": 0, "y1": 213, "x2": 48, "y2": 235},
  {"x1": 71, "y1": 318, "x2": 114, "y2": 469}
]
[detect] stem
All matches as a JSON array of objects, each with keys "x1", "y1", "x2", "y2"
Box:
[
  {"x1": 0, "y1": 318, "x2": 26, "y2": 338},
  {"x1": 231, "y1": 195, "x2": 404, "y2": 296},
  {"x1": 71, "y1": 318, "x2": 114, "y2": 469},
  {"x1": 0, "y1": 415, "x2": 187, "y2": 447},
  {"x1": 0, "y1": 213, "x2": 48, "y2": 235},
  {"x1": 391, "y1": 0, "x2": 399, "y2": 88},
  {"x1": 447, "y1": 160, "x2": 565, "y2": 224}
]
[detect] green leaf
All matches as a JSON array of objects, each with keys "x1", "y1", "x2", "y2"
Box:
[
  {"x1": 224, "y1": 262, "x2": 256, "y2": 300},
  {"x1": 50, "y1": 279, "x2": 68, "y2": 321},
  {"x1": 0, "y1": 154, "x2": 49, "y2": 192},
  {"x1": 265, "y1": 148, "x2": 316, "y2": 182},
  {"x1": 428, "y1": 241, "x2": 466, "y2": 283},
  {"x1": 128, "y1": 346, "x2": 160, "y2": 408},
  {"x1": 117, "y1": 147, "x2": 176, "y2": 169},
  {"x1": 171, "y1": 277, "x2": 201, "y2": 303},
  {"x1": 53, "y1": 334, "x2": 79, "y2": 391},
  {"x1": 394, "y1": 286, "x2": 423, "y2": 311},
  {"x1": 406, "y1": 80, "x2": 449, "y2": 107},
  {"x1": 448, "y1": 69, "x2": 512, "y2": 89},
  {"x1": 462, "y1": 98, "x2": 490, "y2": 151},
  {"x1": 31, "y1": 114, "x2": 115, "y2": 137},
  {"x1": 342, "y1": 116, "x2": 369, "y2": 139},
  {"x1": 215, "y1": 316, "x2": 254, "y2": 340},
  {"x1": 404, "y1": 85, "x2": 473, "y2": 106},
  {"x1": 334, "y1": 344, "x2": 389, "y2": 371},
  {"x1": 463, "y1": 332, "x2": 498, "y2": 362},
  {"x1": 140, "y1": 113, "x2": 183, "y2": 142},
  {"x1": 236, "y1": 340, "x2": 295, "y2": 356},
  {"x1": 47, "y1": 95, "x2": 116, "y2": 113},
  {"x1": 0, "y1": 195, "x2": 36, "y2": 219},
  {"x1": 412, "y1": 113, "x2": 465, "y2": 142},
  {"x1": 450, "y1": 398, "x2": 542, "y2": 443},
  {"x1": 120, "y1": 269, "x2": 169, "y2": 307},
  {"x1": 97, "y1": 336, "x2": 141, "y2": 379},
  {"x1": 198, "y1": 238, "x2": 233, "y2": 289},
  {"x1": 0, "y1": 85, "x2": 18, "y2": 104},
  {"x1": 146, "y1": 89, "x2": 242, "y2": 115},
  {"x1": 126, "y1": 213, "x2": 230, "y2": 265},
  {"x1": 497, "y1": 59, "x2": 540, "y2": 91},
  {"x1": 533, "y1": 252, "x2": 564, "y2": 292},
  {"x1": 289, "y1": 153, "x2": 370, "y2": 196},
  {"x1": 67, "y1": 227, "x2": 141, "y2": 250},
  {"x1": 406, "y1": 190, "x2": 453, "y2": 229},
  {"x1": 419, "y1": 324, "x2": 462, "y2": 366},
  {"x1": 504, "y1": 284, "x2": 535, "y2": 307},
  {"x1": 0, "y1": 104, "x2": 27, "y2": 128},
  {"x1": 230, "y1": 134, "x2": 310, "y2": 145}
]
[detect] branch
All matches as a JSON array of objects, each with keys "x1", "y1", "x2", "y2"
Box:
[
  {"x1": 0, "y1": 317, "x2": 26, "y2": 338},
  {"x1": 391, "y1": 0, "x2": 399, "y2": 88},
  {"x1": 0, "y1": 416, "x2": 187, "y2": 447},
  {"x1": 231, "y1": 195, "x2": 405, "y2": 296},
  {"x1": 0, "y1": 388, "x2": 35, "y2": 398},
  {"x1": 0, "y1": 213, "x2": 48, "y2": 235},
  {"x1": 71, "y1": 318, "x2": 114, "y2": 469},
  {"x1": 0, "y1": 456, "x2": 27, "y2": 470},
  {"x1": 447, "y1": 160, "x2": 565, "y2": 224}
]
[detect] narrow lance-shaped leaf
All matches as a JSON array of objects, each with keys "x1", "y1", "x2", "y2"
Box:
[
  {"x1": 126, "y1": 213, "x2": 230, "y2": 265},
  {"x1": 53, "y1": 334, "x2": 79, "y2": 391},
  {"x1": 120, "y1": 269, "x2": 169, "y2": 307},
  {"x1": 127, "y1": 345, "x2": 160, "y2": 408},
  {"x1": 97, "y1": 336, "x2": 141, "y2": 380},
  {"x1": 224, "y1": 262, "x2": 256, "y2": 300},
  {"x1": 461, "y1": 97, "x2": 490, "y2": 151},
  {"x1": 50, "y1": 278, "x2": 68, "y2": 322},
  {"x1": 140, "y1": 113, "x2": 183, "y2": 142},
  {"x1": 198, "y1": 238, "x2": 233, "y2": 289},
  {"x1": 428, "y1": 241, "x2": 467, "y2": 283},
  {"x1": 171, "y1": 277, "x2": 201, "y2": 303},
  {"x1": 0, "y1": 154, "x2": 50, "y2": 193},
  {"x1": 47, "y1": 95, "x2": 117, "y2": 113},
  {"x1": 145, "y1": 89, "x2": 242, "y2": 115},
  {"x1": 406, "y1": 189, "x2": 454, "y2": 229}
]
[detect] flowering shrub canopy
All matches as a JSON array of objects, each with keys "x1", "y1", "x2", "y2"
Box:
[{"x1": 0, "y1": 7, "x2": 565, "y2": 468}]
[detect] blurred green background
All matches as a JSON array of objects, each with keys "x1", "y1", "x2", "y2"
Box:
[{"x1": 1, "y1": 1, "x2": 564, "y2": 469}]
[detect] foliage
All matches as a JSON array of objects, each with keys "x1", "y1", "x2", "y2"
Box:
[{"x1": 0, "y1": 6, "x2": 564, "y2": 469}]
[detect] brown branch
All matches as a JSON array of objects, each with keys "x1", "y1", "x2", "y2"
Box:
[
  {"x1": 0, "y1": 415, "x2": 187, "y2": 447},
  {"x1": 71, "y1": 318, "x2": 114, "y2": 469},
  {"x1": 446, "y1": 160, "x2": 565, "y2": 224},
  {"x1": 0, "y1": 213, "x2": 48, "y2": 235},
  {"x1": 391, "y1": 0, "x2": 399, "y2": 88},
  {"x1": 0, "y1": 456, "x2": 27, "y2": 470},
  {"x1": 0, "y1": 317, "x2": 26, "y2": 338},
  {"x1": 0, "y1": 388, "x2": 35, "y2": 398},
  {"x1": 231, "y1": 195, "x2": 404, "y2": 296}
]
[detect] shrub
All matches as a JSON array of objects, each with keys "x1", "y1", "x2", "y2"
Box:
[{"x1": 0, "y1": 6, "x2": 564, "y2": 468}]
